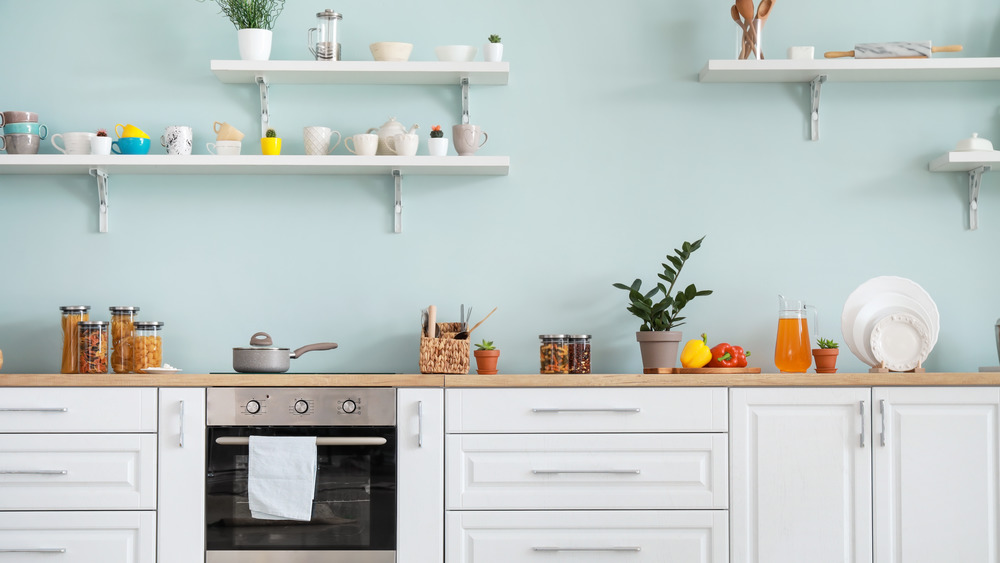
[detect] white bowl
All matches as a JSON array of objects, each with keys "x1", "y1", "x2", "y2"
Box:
[
  {"x1": 434, "y1": 45, "x2": 477, "y2": 62},
  {"x1": 370, "y1": 42, "x2": 413, "y2": 62}
]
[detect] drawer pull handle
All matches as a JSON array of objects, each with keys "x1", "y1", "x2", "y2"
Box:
[
  {"x1": 532, "y1": 469, "x2": 641, "y2": 475},
  {"x1": 0, "y1": 408, "x2": 68, "y2": 413},
  {"x1": 0, "y1": 549, "x2": 66, "y2": 554},
  {"x1": 531, "y1": 408, "x2": 640, "y2": 413},
  {"x1": 215, "y1": 437, "x2": 386, "y2": 446},
  {"x1": 417, "y1": 400, "x2": 424, "y2": 448},
  {"x1": 0, "y1": 470, "x2": 67, "y2": 475},
  {"x1": 533, "y1": 547, "x2": 641, "y2": 552}
]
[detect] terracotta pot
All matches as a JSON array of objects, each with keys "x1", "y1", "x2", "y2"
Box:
[
  {"x1": 474, "y1": 349, "x2": 499, "y2": 375},
  {"x1": 636, "y1": 331, "x2": 682, "y2": 371},
  {"x1": 812, "y1": 348, "x2": 839, "y2": 373}
]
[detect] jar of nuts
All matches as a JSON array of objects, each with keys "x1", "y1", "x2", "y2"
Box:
[
  {"x1": 109, "y1": 306, "x2": 139, "y2": 374},
  {"x1": 132, "y1": 321, "x2": 164, "y2": 373}
]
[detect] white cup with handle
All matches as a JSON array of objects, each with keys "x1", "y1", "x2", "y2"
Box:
[
  {"x1": 386, "y1": 133, "x2": 419, "y2": 157},
  {"x1": 304, "y1": 126, "x2": 342, "y2": 155},
  {"x1": 345, "y1": 133, "x2": 378, "y2": 156},
  {"x1": 206, "y1": 140, "x2": 242, "y2": 155},
  {"x1": 52, "y1": 132, "x2": 96, "y2": 155}
]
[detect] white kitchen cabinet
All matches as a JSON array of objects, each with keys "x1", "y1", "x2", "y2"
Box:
[
  {"x1": 397, "y1": 388, "x2": 444, "y2": 563},
  {"x1": 157, "y1": 388, "x2": 205, "y2": 563},
  {"x1": 730, "y1": 387, "x2": 873, "y2": 563},
  {"x1": 873, "y1": 387, "x2": 1000, "y2": 563},
  {"x1": 0, "y1": 387, "x2": 157, "y2": 433},
  {"x1": 0, "y1": 511, "x2": 155, "y2": 563}
]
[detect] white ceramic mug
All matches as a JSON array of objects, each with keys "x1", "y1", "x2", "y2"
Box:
[
  {"x1": 161, "y1": 125, "x2": 193, "y2": 155},
  {"x1": 386, "y1": 133, "x2": 419, "y2": 156},
  {"x1": 345, "y1": 133, "x2": 378, "y2": 156},
  {"x1": 51, "y1": 132, "x2": 95, "y2": 155},
  {"x1": 303, "y1": 126, "x2": 342, "y2": 155},
  {"x1": 452, "y1": 124, "x2": 488, "y2": 156},
  {"x1": 206, "y1": 140, "x2": 242, "y2": 155}
]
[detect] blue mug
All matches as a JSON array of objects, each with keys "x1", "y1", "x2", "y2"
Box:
[
  {"x1": 3, "y1": 122, "x2": 47, "y2": 139},
  {"x1": 112, "y1": 136, "x2": 151, "y2": 155}
]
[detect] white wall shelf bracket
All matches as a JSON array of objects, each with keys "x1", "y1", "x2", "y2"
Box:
[
  {"x1": 393, "y1": 169, "x2": 403, "y2": 233},
  {"x1": 89, "y1": 167, "x2": 110, "y2": 233},
  {"x1": 810, "y1": 75, "x2": 827, "y2": 141},
  {"x1": 969, "y1": 165, "x2": 990, "y2": 230},
  {"x1": 461, "y1": 77, "x2": 470, "y2": 125},
  {"x1": 256, "y1": 75, "x2": 270, "y2": 138}
]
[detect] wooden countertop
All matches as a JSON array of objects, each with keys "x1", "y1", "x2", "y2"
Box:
[{"x1": 2, "y1": 372, "x2": 1000, "y2": 387}]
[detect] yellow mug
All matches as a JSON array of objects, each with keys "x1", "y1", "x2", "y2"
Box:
[{"x1": 115, "y1": 123, "x2": 150, "y2": 139}]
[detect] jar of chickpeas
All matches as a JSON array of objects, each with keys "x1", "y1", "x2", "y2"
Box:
[
  {"x1": 109, "y1": 306, "x2": 139, "y2": 374},
  {"x1": 60, "y1": 306, "x2": 90, "y2": 374},
  {"x1": 132, "y1": 321, "x2": 164, "y2": 373}
]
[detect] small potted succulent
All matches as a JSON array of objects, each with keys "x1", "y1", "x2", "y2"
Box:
[
  {"x1": 473, "y1": 339, "x2": 500, "y2": 375},
  {"x1": 261, "y1": 128, "x2": 281, "y2": 155},
  {"x1": 484, "y1": 34, "x2": 503, "y2": 62},
  {"x1": 428, "y1": 125, "x2": 448, "y2": 156},
  {"x1": 91, "y1": 129, "x2": 112, "y2": 155},
  {"x1": 813, "y1": 338, "x2": 840, "y2": 373}
]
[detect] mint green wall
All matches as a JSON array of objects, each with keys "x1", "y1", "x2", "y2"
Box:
[{"x1": 3, "y1": 1, "x2": 1000, "y2": 374}]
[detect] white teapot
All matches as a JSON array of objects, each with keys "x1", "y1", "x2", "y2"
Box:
[{"x1": 367, "y1": 117, "x2": 418, "y2": 155}]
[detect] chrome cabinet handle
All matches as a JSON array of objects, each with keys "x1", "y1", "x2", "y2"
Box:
[
  {"x1": 533, "y1": 547, "x2": 641, "y2": 552},
  {"x1": 532, "y1": 469, "x2": 641, "y2": 475},
  {"x1": 531, "y1": 408, "x2": 640, "y2": 413},
  {"x1": 0, "y1": 408, "x2": 67, "y2": 412},
  {"x1": 417, "y1": 400, "x2": 424, "y2": 448},
  {"x1": 0, "y1": 470, "x2": 67, "y2": 475},
  {"x1": 215, "y1": 437, "x2": 386, "y2": 446},
  {"x1": 179, "y1": 400, "x2": 185, "y2": 449},
  {"x1": 859, "y1": 401, "x2": 866, "y2": 447},
  {"x1": 0, "y1": 549, "x2": 66, "y2": 554},
  {"x1": 880, "y1": 399, "x2": 886, "y2": 447}
]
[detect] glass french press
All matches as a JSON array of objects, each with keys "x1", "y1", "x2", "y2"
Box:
[{"x1": 308, "y1": 9, "x2": 342, "y2": 61}]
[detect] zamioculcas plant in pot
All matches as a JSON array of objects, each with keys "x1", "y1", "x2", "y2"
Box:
[
  {"x1": 613, "y1": 236, "x2": 712, "y2": 372},
  {"x1": 198, "y1": 0, "x2": 286, "y2": 61},
  {"x1": 813, "y1": 337, "x2": 840, "y2": 374},
  {"x1": 261, "y1": 128, "x2": 281, "y2": 155},
  {"x1": 473, "y1": 339, "x2": 499, "y2": 375},
  {"x1": 484, "y1": 34, "x2": 503, "y2": 62}
]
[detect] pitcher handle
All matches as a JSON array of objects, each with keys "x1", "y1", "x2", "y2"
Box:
[
  {"x1": 307, "y1": 27, "x2": 317, "y2": 57},
  {"x1": 806, "y1": 304, "x2": 819, "y2": 347}
]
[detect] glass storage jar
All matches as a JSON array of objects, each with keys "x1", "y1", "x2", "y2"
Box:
[
  {"x1": 567, "y1": 334, "x2": 592, "y2": 374},
  {"x1": 539, "y1": 334, "x2": 569, "y2": 374},
  {"x1": 60, "y1": 306, "x2": 90, "y2": 374},
  {"x1": 77, "y1": 320, "x2": 108, "y2": 374},
  {"x1": 132, "y1": 321, "x2": 164, "y2": 373},
  {"x1": 109, "y1": 306, "x2": 139, "y2": 374}
]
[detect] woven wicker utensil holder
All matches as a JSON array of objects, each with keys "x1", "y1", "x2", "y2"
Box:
[{"x1": 419, "y1": 322, "x2": 469, "y2": 374}]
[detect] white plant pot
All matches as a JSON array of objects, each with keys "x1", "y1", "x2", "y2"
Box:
[
  {"x1": 238, "y1": 28, "x2": 273, "y2": 61},
  {"x1": 428, "y1": 137, "x2": 449, "y2": 156},
  {"x1": 483, "y1": 43, "x2": 504, "y2": 62},
  {"x1": 90, "y1": 136, "x2": 112, "y2": 156}
]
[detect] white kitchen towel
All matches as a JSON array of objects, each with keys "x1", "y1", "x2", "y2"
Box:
[{"x1": 248, "y1": 435, "x2": 317, "y2": 521}]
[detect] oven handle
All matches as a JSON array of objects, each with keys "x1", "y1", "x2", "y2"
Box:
[{"x1": 214, "y1": 436, "x2": 387, "y2": 446}]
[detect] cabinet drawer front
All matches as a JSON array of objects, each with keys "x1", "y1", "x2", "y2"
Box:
[
  {"x1": 446, "y1": 510, "x2": 728, "y2": 563},
  {"x1": 446, "y1": 388, "x2": 727, "y2": 433},
  {"x1": 0, "y1": 434, "x2": 157, "y2": 510},
  {"x1": 0, "y1": 511, "x2": 154, "y2": 563},
  {"x1": 0, "y1": 388, "x2": 157, "y2": 433},
  {"x1": 447, "y1": 433, "x2": 727, "y2": 509}
]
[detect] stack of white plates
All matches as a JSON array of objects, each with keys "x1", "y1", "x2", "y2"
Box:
[{"x1": 840, "y1": 276, "x2": 939, "y2": 371}]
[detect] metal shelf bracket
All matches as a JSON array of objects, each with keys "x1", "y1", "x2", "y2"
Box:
[
  {"x1": 392, "y1": 169, "x2": 403, "y2": 233},
  {"x1": 256, "y1": 75, "x2": 270, "y2": 138},
  {"x1": 89, "y1": 167, "x2": 110, "y2": 233},
  {"x1": 461, "y1": 77, "x2": 470, "y2": 125},
  {"x1": 810, "y1": 75, "x2": 827, "y2": 141},
  {"x1": 969, "y1": 165, "x2": 990, "y2": 230}
]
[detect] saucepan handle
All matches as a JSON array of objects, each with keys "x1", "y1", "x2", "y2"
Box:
[{"x1": 291, "y1": 342, "x2": 339, "y2": 359}]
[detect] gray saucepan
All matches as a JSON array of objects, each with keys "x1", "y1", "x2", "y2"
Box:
[{"x1": 233, "y1": 331, "x2": 339, "y2": 373}]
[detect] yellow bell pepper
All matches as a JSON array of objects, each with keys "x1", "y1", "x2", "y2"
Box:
[{"x1": 680, "y1": 333, "x2": 712, "y2": 368}]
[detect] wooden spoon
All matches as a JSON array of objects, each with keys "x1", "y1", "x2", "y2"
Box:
[
  {"x1": 735, "y1": 0, "x2": 757, "y2": 59},
  {"x1": 454, "y1": 307, "x2": 497, "y2": 340},
  {"x1": 756, "y1": 0, "x2": 773, "y2": 22},
  {"x1": 730, "y1": 5, "x2": 750, "y2": 59}
]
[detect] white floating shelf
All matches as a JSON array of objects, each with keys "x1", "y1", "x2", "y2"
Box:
[
  {"x1": 699, "y1": 57, "x2": 1000, "y2": 83},
  {"x1": 929, "y1": 151, "x2": 1000, "y2": 172},
  {"x1": 210, "y1": 60, "x2": 510, "y2": 85}
]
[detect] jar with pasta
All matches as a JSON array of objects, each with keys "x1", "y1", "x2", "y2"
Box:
[
  {"x1": 132, "y1": 321, "x2": 164, "y2": 373},
  {"x1": 109, "y1": 306, "x2": 139, "y2": 374},
  {"x1": 77, "y1": 321, "x2": 108, "y2": 374},
  {"x1": 567, "y1": 334, "x2": 592, "y2": 374},
  {"x1": 539, "y1": 334, "x2": 570, "y2": 374},
  {"x1": 60, "y1": 306, "x2": 90, "y2": 374}
]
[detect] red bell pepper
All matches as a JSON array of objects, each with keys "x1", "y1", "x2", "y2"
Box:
[{"x1": 707, "y1": 343, "x2": 750, "y2": 368}]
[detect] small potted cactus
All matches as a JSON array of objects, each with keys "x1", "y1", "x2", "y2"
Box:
[
  {"x1": 484, "y1": 34, "x2": 503, "y2": 62},
  {"x1": 473, "y1": 339, "x2": 500, "y2": 375},
  {"x1": 261, "y1": 127, "x2": 281, "y2": 155},
  {"x1": 91, "y1": 128, "x2": 112, "y2": 155},
  {"x1": 428, "y1": 125, "x2": 448, "y2": 156},
  {"x1": 812, "y1": 337, "x2": 840, "y2": 374}
]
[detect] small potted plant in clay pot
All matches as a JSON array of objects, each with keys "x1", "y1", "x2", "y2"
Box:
[
  {"x1": 261, "y1": 128, "x2": 281, "y2": 155},
  {"x1": 473, "y1": 339, "x2": 499, "y2": 375},
  {"x1": 813, "y1": 338, "x2": 840, "y2": 373},
  {"x1": 91, "y1": 129, "x2": 112, "y2": 155},
  {"x1": 484, "y1": 34, "x2": 503, "y2": 62}
]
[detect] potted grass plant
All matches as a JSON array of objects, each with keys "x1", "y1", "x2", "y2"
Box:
[{"x1": 198, "y1": 0, "x2": 286, "y2": 60}]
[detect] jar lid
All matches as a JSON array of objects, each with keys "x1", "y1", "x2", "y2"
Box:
[
  {"x1": 78, "y1": 321, "x2": 108, "y2": 327},
  {"x1": 109, "y1": 306, "x2": 140, "y2": 314},
  {"x1": 60, "y1": 305, "x2": 90, "y2": 312},
  {"x1": 568, "y1": 334, "x2": 592, "y2": 339},
  {"x1": 539, "y1": 334, "x2": 568, "y2": 339},
  {"x1": 134, "y1": 321, "x2": 164, "y2": 329},
  {"x1": 317, "y1": 9, "x2": 342, "y2": 19}
]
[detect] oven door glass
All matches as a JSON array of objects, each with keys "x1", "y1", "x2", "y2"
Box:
[{"x1": 205, "y1": 426, "x2": 396, "y2": 551}]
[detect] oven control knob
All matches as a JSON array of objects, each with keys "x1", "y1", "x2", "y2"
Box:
[
  {"x1": 341, "y1": 399, "x2": 357, "y2": 414},
  {"x1": 245, "y1": 400, "x2": 261, "y2": 415},
  {"x1": 294, "y1": 400, "x2": 309, "y2": 414}
]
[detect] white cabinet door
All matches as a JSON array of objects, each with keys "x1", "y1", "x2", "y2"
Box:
[
  {"x1": 397, "y1": 388, "x2": 444, "y2": 563},
  {"x1": 0, "y1": 511, "x2": 155, "y2": 563},
  {"x1": 873, "y1": 387, "x2": 1000, "y2": 563},
  {"x1": 0, "y1": 388, "x2": 157, "y2": 433},
  {"x1": 157, "y1": 388, "x2": 205, "y2": 563},
  {"x1": 730, "y1": 388, "x2": 873, "y2": 563}
]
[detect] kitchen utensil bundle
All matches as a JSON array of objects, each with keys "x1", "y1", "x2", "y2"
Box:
[
  {"x1": 232, "y1": 331, "x2": 338, "y2": 373},
  {"x1": 419, "y1": 305, "x2": 497, "y2": 374},
  {"x1": 824, "y1": 41, "x2": 962, "y2": 59},
  {"x1": 730, "y1": 0, "x2": 773, "y2": 60}
]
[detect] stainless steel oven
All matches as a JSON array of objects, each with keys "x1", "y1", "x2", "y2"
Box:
[{"x1": 205, "y1": 387, "x2": 396, "y2": 563}]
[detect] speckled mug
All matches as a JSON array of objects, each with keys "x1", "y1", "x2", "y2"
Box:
[{"x1": 160, "y1": 126, "x2": 193, "y2": 155}]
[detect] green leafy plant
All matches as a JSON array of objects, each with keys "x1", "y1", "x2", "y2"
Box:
[
  {"x1": 816, "y1": 337, "x2": 839, "y2": 349},
  {"x1": 197, "y1": 0, "x2": 286, "y2": 30},
  {"x1": 613, "y1": 236, "x2": 712, "y2": 331},
  {"x1": 265, "y1": 128, "x2": 277, "y2": 138},
  {"x1": 474, "y1": 339, "x2": 496, "y2": 351},
  {"x1": 488, "y1": 34, "x2": 502, "y2": 44}
]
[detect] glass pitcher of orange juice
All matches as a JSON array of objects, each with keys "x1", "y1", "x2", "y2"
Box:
[{"x1": 775, "y1": 295, "x2": 818, "y2": 373}]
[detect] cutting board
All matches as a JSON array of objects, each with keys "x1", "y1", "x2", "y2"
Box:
[{"x1": 643, "y1": 367, "x2": 761, "y2": 374}]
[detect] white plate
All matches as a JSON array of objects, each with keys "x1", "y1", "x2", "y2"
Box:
[
  {"x1": 841, "y1": 276, "x2": 940, "y2": 366},
  {"x1": 852, "y1": 293, "x2": 929, "y2": 367},
  {"x1": 870, "y1": 312, "x2": 931, "y2": 371},
  {"x1": 142, "y1": 367, "x2": 181, "y2": 374}
]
